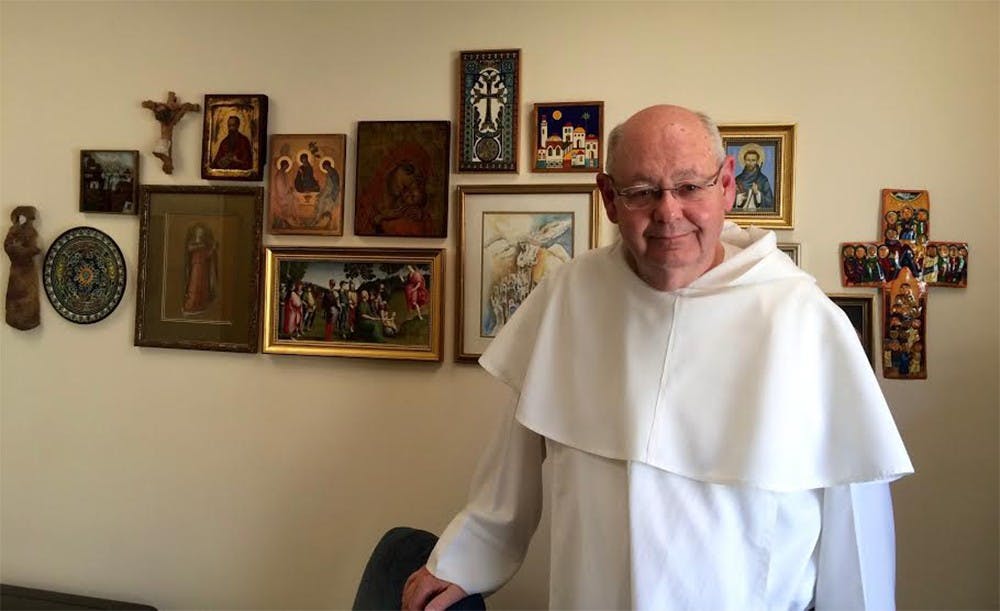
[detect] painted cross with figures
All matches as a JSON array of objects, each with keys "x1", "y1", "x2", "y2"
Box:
[{"x1": 839, "y1": 189, "x2": 969, "y2": 379}]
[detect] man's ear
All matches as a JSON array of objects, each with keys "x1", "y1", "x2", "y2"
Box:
[
  {"x1": 719, "y1": 156, "x2": 737, "y2": 212},
  {"x1": 596, "y1": 173, "x2": 619, "y2": 224}
]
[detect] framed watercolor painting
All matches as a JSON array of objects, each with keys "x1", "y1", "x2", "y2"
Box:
[
  {"x1": 457, "y1": 49, "x2": 520, "y2": 172},
  {"x1": 262, "y1": 247, "x2": 444, "y2": 361},
  {"x1": 777, "y1": 242, "x2": 801, "y2": 267},
  {"x1": 268, "y1": 134, "x2": 346, "y2": 236},
  {"x1": 135, "y1": 185, "x2": 263, "y2": 352},
  {"x1": 719, "y1": 123, "x2": 795, "y2": 229},
  {"x1": 828, "y1": 293, "x2": 875, "y2": 367},
  {"x1": 532, "y1": 101, "x2": 603, "y2": 173},
  {"x1": 353, "y1": 121, "x2": 450, "y2": 238},
  {"x1": 455, "y1": 184, "x2": 600, "y2": 362},
  {"x1": 79, "y1": 150, "x2": 139, "y2": 214},
  {"x1": 201, "y1": 94, "x2": 268, "y2": 181}
]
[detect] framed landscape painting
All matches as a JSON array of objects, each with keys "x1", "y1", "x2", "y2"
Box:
[
  {"x1": 201, "y1": 94, "x2": 268, "y2": 181},
  {"x1": 79, "y1": 150, "x2": 139, "y2": 214},
  {"x1": 135, "y1": 185, "x2": 263, "y2": 352},
  {"x1": 532, "y1": 101, "x2": 603, "y2": 173},
  {"x1": 455, "y1": 184, "x2": 600, "y2": 362},
  {"x1": 457, "y1": 49, "x2": 520, "y2": 172},
  {"x1": 719, "y1": 123, "x2": 795, "y2": 229},
  {"x1": 262, "y1": 247, "x2": 444, "y2": 361},
  {"x1": 268, "y1": 134, "x2": 346, "y2": 236}
]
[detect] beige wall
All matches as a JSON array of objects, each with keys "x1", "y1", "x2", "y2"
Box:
[{"x1": 1, "y1": 1, "x2": 997, "y2": 609}]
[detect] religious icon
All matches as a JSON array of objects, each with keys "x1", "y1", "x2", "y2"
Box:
[
  {"x1": 201, "y1": 94, "x2": 268, "y2": 181},
  {"x1": 141, "y1": 91, "x2": 200, "y2": 175},
  {"x1": 79, "y1": 150, "x2": 139, "y2": 214},
  {"x1": 457, "y1": 49, "x2": 520, "y2": 172},
  {"x1": 882, "y1": 269, "x2": 927, "y2": 379},
  {"x1": 532, "y1": 102, "x2": 603, "y2": 173},
  {"x1": 719, "y1": 124, "x2": 795, "y2": 229},
  {"x1": 269, "y1": 134, "x2": 346, "y2": 236}
]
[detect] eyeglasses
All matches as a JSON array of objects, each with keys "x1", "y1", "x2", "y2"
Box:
[{"x1": 608, "y1": 162, "x2": 725, "y2": 211}]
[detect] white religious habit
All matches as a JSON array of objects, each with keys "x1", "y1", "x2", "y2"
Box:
[{"x1": 427, "y1": 223, "x2": 914, "y2": 610}]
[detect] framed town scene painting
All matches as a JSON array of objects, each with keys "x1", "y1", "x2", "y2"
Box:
[
  {"x1": 353, "y1": 121, "x2": 450, "y2": 238},
  {"x1": 455, "y1": 184, "x2": 599, "y2": 362},
  {"x1": 719, "y1": 123, "x2": 795, "y2": 229},
  {"x1": 135, "y1": 185, "x2": 263, "y2": 353},
  {"x1": 268, "y1": 134, "x2": 346, "y2": 236},
  {"x1": 262, "y1": 247, "x2": 444, "y2": 361},
  {"x1": 457, "y1": 49, "x2": 520, "y2": 172},
  {"x1": 79, "y1": 150, "x2": 139, "y2": 214},
  {"x1": 532, "y1": 101, "x2": 603, "y2": 173},
  {"x1": 201, "y1": 94, "x2": 268, "y2": 181}
]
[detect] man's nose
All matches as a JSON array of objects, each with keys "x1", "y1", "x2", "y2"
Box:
[{"x1": 651, "y1": 190, "x2": 684, "y2": 221}]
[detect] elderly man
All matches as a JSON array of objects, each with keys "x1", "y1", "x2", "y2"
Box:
[{"x1": 403, "y1": 105, "x2": 912, "y2": 610}]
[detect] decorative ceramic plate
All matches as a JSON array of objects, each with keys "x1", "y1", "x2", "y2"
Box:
[{"x1": 43, "y1": 226, "x2": 126, "y2": 324}]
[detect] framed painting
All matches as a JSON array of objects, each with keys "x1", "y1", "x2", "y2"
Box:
[
  {"x1": 262, "y1": 247, "x2": 444, "y2": 361},
  {"x1": 777, "y1": 242, "x2": 800, "y2": 266},
  {"x1": 457, "y1": 49, "x2": 520, "y2": 172},
  {"x1": 719, "y1": 123, "x2": 795, "y2": 229},
  {"x1": 135, "y1": 185, "x2": 263, "y2": 352},
  {"x1": 532, "y1": 101, "x2": 603, "y2": 173},
  {"x1": 828, "y1": 293, "x2": 875, "y2": 367},
  {"x1": 353, "y1": 121, "x2": 450, "y2": 238},
  {"x1": 268, "y1": 134, "x2": 346, "y2": 236},
  {"x1": 79, "y1": 150, "x2": 139, "y2": 214},
  {"x1": 456, "y1": 184, "x2": 600, "y2": 362},
  {"x1": 201, "y1": 94, "x2": 268, "y2": 181}
]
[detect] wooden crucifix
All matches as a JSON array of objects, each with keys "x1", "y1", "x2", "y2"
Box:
[
  {"x1": 141, "y1": 91, "x2": 200, "y2": 175},
  {"x1": 839, "y1": 189, "x2": 969, "y2": 379}
]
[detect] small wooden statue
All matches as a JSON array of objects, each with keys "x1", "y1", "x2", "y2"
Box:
[
  {"x1": 4, "y1": 206, "x2": 41, "y2": 330},
  {"x1": 141, "y1": 91, "x2": 201, "y2": 174}
]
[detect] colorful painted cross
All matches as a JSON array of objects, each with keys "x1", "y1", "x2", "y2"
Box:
[{"x1": 839, "y1": 189, "x2": 968, "y2": 379}]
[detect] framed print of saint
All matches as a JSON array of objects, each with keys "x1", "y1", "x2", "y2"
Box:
[
  {"x1": 268, "y1": 134, "x2": 346, "y2": 236},
  {"x1": 201, "y1": 94, "x2": 268, "y2": 181},
  {"x1": 719, "y1": 123, "x2": 794, "y2": 229}
]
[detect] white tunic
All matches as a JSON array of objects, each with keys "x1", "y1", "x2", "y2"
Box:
[{"x1": 429, "y1": 224, "x2": 913, "y2": 609}]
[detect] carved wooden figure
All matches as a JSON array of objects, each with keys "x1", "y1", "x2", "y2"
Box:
[
  {"x1": 4, "y1": 206, "x2": 41, "y2": 330},
  {"x1": 141, "y1": 91, "x2": 200, "y2": 174}
]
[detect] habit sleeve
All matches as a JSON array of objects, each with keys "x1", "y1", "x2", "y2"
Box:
[
  {"x1": 815, "y1": 482, "x2": 898, "y2": 610},
  {"x1": 426, "y1": 398, "x2": 545, "y2": 595}
]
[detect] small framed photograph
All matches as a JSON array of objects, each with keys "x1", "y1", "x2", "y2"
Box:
[
  {"x1": 456, "y1": 184, "x2": 600, "y2": 362},
  {"x1": 353, "y1": 121, "x2": 450, "y2": 238},
  {"x1": 79, "y1": 150, "x2": 139, "y2": 214},
  {"x1": 135, "y1": 185, "x2": 263, "y2": 352},
  {"x1": 531, "y1": 101, "x2": 604, "y2": 173},
  {"x1": 201, "y1": 94, "x2": 268, "y2": 181},
  {"x1": 720, "y1": 123, "x2": 795, "y2": 229},
  {"x1": 268, "y1": 134, "x2": 346, "y2": 236},
  {"x1": 828, "y1": 293, "x2": 875, "y2": 367},
  {"x1": 457, "y1": 49, "x2": 520, "y2": 172},
  {"x1": 262, "y1": 247, "x2": 445, "y2": 361},
  {"x1": 777, "y1": 242, "x2": 800, "y2": 266}
]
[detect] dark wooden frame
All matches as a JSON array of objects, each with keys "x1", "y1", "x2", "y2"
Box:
[
  {"x1": 456, "y1": 49, "x2": 521, "y2": 173},
  {"x1": 828, "y1": 293, "x2": 875, "y2": 367},
  {"x1": 531, "y1": 101, "x2": 604, "y2": 173},
  {"x1": 79, "y1": 149, "x2": 140, "y2": 214},
  {"x1": 201, "y1": 94, "x2": 268, "y2": 181}
]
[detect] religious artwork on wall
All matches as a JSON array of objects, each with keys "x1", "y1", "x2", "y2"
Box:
[
  {"x1": 532, "y1": 101, "x2": 603, "y2": 173},
  {"x1": 141, "y1": 91, "x2": 200, "y2": 175},
  {"x1": 262, "y1": 247, "x2": 444, "y2": 361},
  {"x1": 135, "y1": 185, "x2": 262, "y2": 352},
  {"x1": 839, "y1": 189, "x2": 970, "y2": 379},
  {"x1": 455, "y1": 184, "x2": 600, "y2": 361},
  {"x1": 719, "y1": 123, "x2": 795, "y2": 229},
  {"x1": 828, "y1": 294, "x2": 875, "y2": 367},
  {"x1": 79, "y1": 150, "x2": 139, "y2": 214},
  {"x1": 457, "y1": 49, "x2": 520, "y2": 172},
  {"x1": 268, "y1": 134, "x2": 346, "y2": 236},
  {"x1": 777, "y1": 242, "x2": 800, "y2": 267},
  {"x1": 353, "y1": 121, "x2": 450, "y2": 238},
  {"x1": 201, "y1": 94, "x2": 268, "y2": 181},
  {"x1": 43, "y1": 226, "x2": 126, "y2": 324},
  {"x1": 5, "y1": 206, "x2": 41, "y2": 330}
]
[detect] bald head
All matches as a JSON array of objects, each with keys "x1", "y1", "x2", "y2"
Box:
[{"x1": 604, "y1": 105, "x2": 724, "y2": 178}]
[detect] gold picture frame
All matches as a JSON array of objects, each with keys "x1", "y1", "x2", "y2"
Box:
[{"x1": 720, "y1": 123, "x2": 795, "y2": 229}]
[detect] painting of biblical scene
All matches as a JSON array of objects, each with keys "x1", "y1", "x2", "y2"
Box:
[
  {"x1": 719, "y1": 124, "x2": 794, "y2": 229},
  {"x1": 79, "y1": 150, "x2": 139, "y2": 214},
  {"x1": 532, "y1": 102, "x2": 603, "y2": 173},
  {"x1": 923, "y1": 242, "x2": 968, "y2": 287},
  {"x1": 881, "y1": 268, "x2": 927, "y2": 379},
  {"x1": 828, "y1": 294, "x2": 875, "y2": 366},
  {"x1": 263, "y1": 248, "x2": 444, "y2": 361},
  {"x1": 201, "y1": 94, "x2": 268, "y2": 181},
  {"x1": 269, "y1": 134, "x2": 346, "y2": 236},
  {"x1": 457, "y1": 49, "x2": 520, "y2": 172},
  {"x1": 481, "y1": 212, "x2": 574, "y2": 337},
  {"x1": 354, "y1": 121, "x2": 450, "y2": 238}
]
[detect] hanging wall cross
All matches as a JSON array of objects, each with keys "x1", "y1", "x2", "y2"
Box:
[
  {"x1": 840, "y1": 189, "x2": 968, "y2": 379},
  {"x1": 141, "y1": 91, "x2": 200, "y2": 175}
]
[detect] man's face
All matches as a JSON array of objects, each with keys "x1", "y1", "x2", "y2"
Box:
[
  {"x1": 227, "y1": 116, "x2": 239, "y2": 133},
  {"x1": 742, "y1": 152, "x2": 759, "y2": 171}
]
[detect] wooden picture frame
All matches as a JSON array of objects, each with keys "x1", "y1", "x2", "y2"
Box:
[
  {"x1": 532, "y1": 101, "x2": 603, "y2": 173},
  {"x1": 268, "y1": 134, "x2": 346, "y2": 236},
  {"x1": 455, "y1": 184, "x2": 600, "y2": 362},
  {"x1": 135, "y1": 185, "x2": 263, "y2": 352},
  {"x1": 201, "y1": 94, "x2": 268, "y2": 181},
  {"x1": 79, "y1": 150, "x2": 139, "y2": 214},
  {"x1": 777, "y1": 242, "x2": 801, "y2": 266},
  {"x1": 262, "y1": 247, "x2": 445, "y2": 361},
  {"x1": 457, "y1": 49, "x2": 520, "y2": 172},
  {"x1": 828, "y1": 293, "x2": 875, "y2": 367},
  {"x1": 353, "y1": 120, "x2": 451, "y2": 238},
  {"x1": 720, "y1": 123, "x2": 795, "y2": 229}
]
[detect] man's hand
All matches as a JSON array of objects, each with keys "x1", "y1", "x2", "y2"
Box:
[{"x1": 401, "y1": 565, "x2": 469, "y2": 611}]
